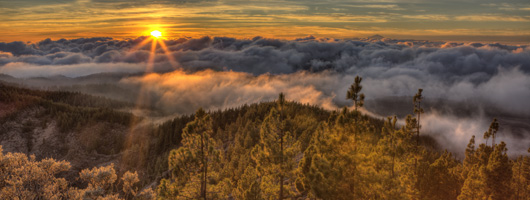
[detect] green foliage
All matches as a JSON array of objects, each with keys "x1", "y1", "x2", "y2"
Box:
[
  {"x1": 136, "y1": 101, "x2": 329, "y2": 185},
  {"x1": 0, "y1": 82, "x2": 131, "y2": 109},
  {"x1": 423, "y1": 151, "x2": 462, "y2": 200},
  {"x1": 252, "y1": 107, "x2": 300, "y2": 199},
  {"x1": 4, "y1": 83, "x2": 530, "y2": 200},
  {"x1": 512, "y1": 153, "x2": 530, "y2": 200},
  {"x1": 158, "y1": 108, "x2": 222, "y2": 199},
  {"x1": 0, "y1": 83, "x2": 133, "y2": 132},
  {"x1": 484, "y1": 142, "x2": 512, "y2": 199},
  {"x1": 459, "y1": 133, "x2": 514, "y2": 200},
  {"x1": 234, "y1": 166, "x2": 261, "y2": 200}
]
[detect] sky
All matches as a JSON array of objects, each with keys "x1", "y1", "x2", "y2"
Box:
[{"x1": 1, "y1": 0, "x2": 530, "y2": 43}]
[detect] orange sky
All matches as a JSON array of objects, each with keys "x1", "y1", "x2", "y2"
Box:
[{"x1": 1, "y1": 0, "x2": 529, "y2": 43}]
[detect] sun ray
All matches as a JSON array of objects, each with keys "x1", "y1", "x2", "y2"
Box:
[
  {"x1": 122, "y1": 30, "x2": 181, "y2": 166},
  {"x1": 122, "y1": 33, "x2": 160, "y2": 160},
  {"x1": 146, "y1": 38, "x2": 158, "y2": 72},
  {"x1": 158, "y1": 39, "x2": 180, "y2": 69},
  {"x1": 124, "y1": 37, "x2": 153, "y2": 57}
]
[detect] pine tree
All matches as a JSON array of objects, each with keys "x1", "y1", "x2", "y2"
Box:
[
  {"x1": 296, "y1": 120, "x2": 359, "y2": 200},
  {"x1": 483, "y1": 118, "x2": 499, "y2": 148},
  {"x1": 252, "y1": 94, "x2": 299, "y2": 200},
  {"x1": 424, "y1": 151, "x2": 462, "y2": 200},
  {"x1": 512, "y1": 155, "x2": 529, "y2": 200},
  {"x1": 413, "y1": 88, "x2": 423, "y2": 147},
  {"x1": 484, "y1": 141, "x2": 512, "y2": 200},
  {"x1": 346, "y1": 76, "x2": 366, "y2": 198},
  {"x1": 399, "y1": 114, "x2": 424, "y2": 200},
  {"x1": 159, "y1": 108, "x2": 220, "y2": 199},
  {"x1": 383, "y1": 116, "x2": 398, "y2": 178},
  {"x1": 459, "y1": 120, "x2": 511, "y2": 200},
  {"x1": 462, "y1": 136, "x2": 478, "y2": 179},
  {"x1": 347, "y1": 75, "x2": 365, "y2": 112},
  {"x1": 278, "y1": 93, "x2": 286, "y2": 200},
  {"x1": 296, "y1": 123, "x2": 337, "y2": 199},
  {"x1": 522, "y1": 148, "x2": 530, "y2": 200},
  {"x1": 234, "y1": 166, "x2": 262, "y2": 200},
  {"x1": 458, "y1": 165, "x2": 486, "y2": 200}
]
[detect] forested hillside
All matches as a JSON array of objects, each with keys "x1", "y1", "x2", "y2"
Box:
[
  {"x1": 0, "y1": 82, "x2": 137, "y2": 180},
  {"x1": 1, "y1": 81, "x2": 530, "y2": 200}
]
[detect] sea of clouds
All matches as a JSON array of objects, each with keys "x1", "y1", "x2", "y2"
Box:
[{"x1": 1, "y1": 36, "x2": 529, "y2": 156}]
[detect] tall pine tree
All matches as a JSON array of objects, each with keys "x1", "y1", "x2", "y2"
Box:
[
  {"x1": 413, "y1": 88, "x2": 424, "y2": 147},
  {"x1": 252, "y1": 93, "x2": 299, "y2": 200},
  {"x1": 347, "y1": 75, "x2": 365, "y2": 112},
  {"x1": 158, "y1": 108, "x2": 221, "y2": 199}
]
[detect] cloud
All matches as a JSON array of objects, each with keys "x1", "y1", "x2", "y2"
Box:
[
  {"x1": 0, "y1": 42, "x2": 42, "y2": 56},
  {"x1": 116, "y1": 67, "x2": 530, "y2": 156},
  {"x1": 454, "y1": 15, "x2": 530, "y2": 22},
  {"x1": 113, "y1": 65, "x2": 530, "y2": 116},
  {"x1": 1, "y1": 37, "x2": 529, "y2": 114},
  {"x1": 0, "y1": 62, "x2": 146, "y2": 78},
  {"x1": 121, "y1": 70, "x2": 337, "y2": 114},
  {"x1": 0, "y1": 52, "x2": 13, "y2": 58},
  {"x1": 0, "y1": 36, "x2": 529, "y2": 155},
  {"x1": 421, "y1": 112, "x2": 530, "y2": 157},
  {"x1": 344, "y1": 4, "x2": 404, "y2": 10}
]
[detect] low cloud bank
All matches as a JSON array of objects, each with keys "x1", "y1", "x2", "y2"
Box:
[
  {"x1": 0, "y1": 62, "x2": 146, "y2": 78},
  {"x1": 1, "y1": 36, "x2": 528, "y2": 77},
  {"x1": 120, "y1": 70, "x2": 337, "y2": 114},
  {"x1": 115, "y1": 68, "x2": 530, "y2": 155},
  {"x1": 1, "y1": 36, "x2": 529, "y2": 155}
]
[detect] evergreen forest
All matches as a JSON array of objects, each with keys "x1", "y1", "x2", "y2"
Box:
[{"x1": 1, "y1": 78, "x2": 529, "y2": 200}]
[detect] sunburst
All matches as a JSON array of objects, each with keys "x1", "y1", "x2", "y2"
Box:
[
  {"x1": 122, "y1": 30, "x2": 180, "y2": 158},
  {"x1": 150, "y1": 30, "x2": 162, "y2": 38},
  {"x1": 125, "y1": 30, "x2": 179, "y2": 71}
]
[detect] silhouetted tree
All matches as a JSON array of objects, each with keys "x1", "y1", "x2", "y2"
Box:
[
  {"x1": 347, "y1": 76, "x2": 365, "y2": 112},
  {"x1": 483, "y1": 118, "x2": 499, "y2": 148},
  {"x1": 278, "y1": 92, "x2": 286, "y2": 200},
  {"x1": 346, "y1": 76, "x2": 366, "y2": 198},
  {"x1": 413, "y1": 88, "x2": 424, "y2": 147}
]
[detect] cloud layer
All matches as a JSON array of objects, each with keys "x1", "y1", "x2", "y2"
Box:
[
  {"x1": 1, "y1": 36, "x2": 528, "y2": 114},
  {"x1": 1, "y1": 36, "x2": 529, "y2": 155},
  {"x1": 1, "y1": 36, "x2": 528, "y2": 75}
]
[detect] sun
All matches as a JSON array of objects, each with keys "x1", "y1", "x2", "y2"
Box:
[{"x1": 151, "y1": 30, "x2": 162, "y2": 38}]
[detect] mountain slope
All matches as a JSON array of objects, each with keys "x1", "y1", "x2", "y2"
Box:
[{"x1": 0, "y1": 82, "x2": 136, "y2": 178}]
